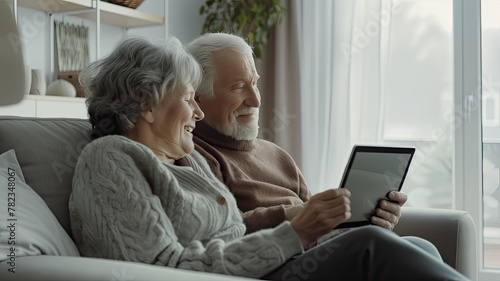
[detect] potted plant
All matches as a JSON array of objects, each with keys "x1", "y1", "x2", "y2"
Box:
[{"x1": 199, "y1": 0, "x2": 286, "y2": 58}]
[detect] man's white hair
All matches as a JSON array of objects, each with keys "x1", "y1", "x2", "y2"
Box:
[{"x1": 186, "y1": 33, "x2": 253, "y2": 99}]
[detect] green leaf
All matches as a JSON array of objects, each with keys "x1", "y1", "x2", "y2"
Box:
[
  {"x1": 254, "y1": 46, "x2": 261, "y2": 58},
  {"x1": 268, "y1": 13, "x2": 277, "y2": 26},
  {"x1": 247, "y1": 31, "x2": 255, "y2": 46},
  {"x1": 237, "y1": 13, "x2": 247, "y2": 33},
  {"x1": 251, "y1": 3, "x2": 259, "y2": 13}
]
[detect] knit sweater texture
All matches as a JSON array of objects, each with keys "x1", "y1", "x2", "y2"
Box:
[
  {"x1": 193, "y1": 121, "x2": 312, "y2": 233},
  {"x1": 69, "y1": 135, "x2": 303, "y2": 278}
]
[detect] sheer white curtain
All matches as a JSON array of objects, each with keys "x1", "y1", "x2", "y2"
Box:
[{"x1": 301, "y1": 0, "x2": 395, "y2": 194}]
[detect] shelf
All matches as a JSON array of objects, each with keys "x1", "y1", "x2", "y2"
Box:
[
  {"x1": 24, "y1": 95, "x2": 86, "y2": 103},
  {"x1": 18, "y1": 0, "x2": 164, "y2": 28},
  {"x1": 17, "y1": 0, "x2": 92, "y2": 13},
  {"x1": 78, "y1": 1, "x2": 163, "y2": 28},
  {"x1": 1, "y1": 95, "x2": 87, "y2": 118}
]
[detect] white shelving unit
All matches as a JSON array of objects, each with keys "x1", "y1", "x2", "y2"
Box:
[
  {"x1": 18, "y1": 0, "x2": 167, "y2": 74},
  {"x1": 7, "y1": 0, "x2": 168, "y2": 118},
  {"x1": 0, "y1": 95, "x2": 88, "y2": 118},
  {"x1": 17, "y1": 0, "x2": 164, "y2": 28}
]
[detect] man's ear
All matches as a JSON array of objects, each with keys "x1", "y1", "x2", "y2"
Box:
[{"x1": 140, "y1": 109, "x2": 155, "y2": 123}]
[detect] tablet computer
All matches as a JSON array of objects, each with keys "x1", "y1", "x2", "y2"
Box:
[{"x1": 335, "y1": 145, "x2": 415, "y2": 229}]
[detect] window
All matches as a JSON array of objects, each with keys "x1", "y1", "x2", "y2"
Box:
[
  {"x1": 481, "y1": 0, "x2": 500, "y2": 272},
  {"x1": 301, "y1": 0, "x2": 500, "y2": 279}
]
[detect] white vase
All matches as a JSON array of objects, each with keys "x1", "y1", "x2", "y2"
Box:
[
  {"x1": 24, "y1": 65, "x2": 32, "y2": 95},
  {"x1": 29, "y1": 69, "x2": 46, "y2": 95},
  {"x1": 46, "y1": 79, "x2": 76, "y2": 97}
]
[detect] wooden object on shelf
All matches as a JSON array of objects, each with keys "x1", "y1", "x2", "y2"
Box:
[{"x1": 108, "y1": 0, "x2": 144, "y2": 9}]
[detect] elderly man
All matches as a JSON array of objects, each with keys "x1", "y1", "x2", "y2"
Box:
[{"x1": 187, "y1": 33, "x2": 407, "y2": 235}]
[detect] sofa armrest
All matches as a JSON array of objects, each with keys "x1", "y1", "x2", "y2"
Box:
[
  {"x1": 394, "y1": 207, "x2": 477, "y2": 280},
  {"x1": 0, "y1": 256, "x2": 256, "y2": 281}
]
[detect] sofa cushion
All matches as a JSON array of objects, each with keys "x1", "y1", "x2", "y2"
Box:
[
  {"x1": 0, "y1": 149, "x2": 80, "y2": 260},
  {"x1": 0, "y1": 116, "x2": 92, "y2": 237}
]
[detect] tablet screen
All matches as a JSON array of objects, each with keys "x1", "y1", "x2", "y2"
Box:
[{"x1": 336, "y1": 146, "x2": 415, "y2": 228}]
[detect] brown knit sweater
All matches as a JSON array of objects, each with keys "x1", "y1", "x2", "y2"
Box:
[{"x1": 193, "y1": 121, "x2": 312, "y2": 234}]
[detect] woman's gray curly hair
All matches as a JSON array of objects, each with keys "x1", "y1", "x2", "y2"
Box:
[{"x1": 79, "y1": 36, "x2": 202, "y2": 139}]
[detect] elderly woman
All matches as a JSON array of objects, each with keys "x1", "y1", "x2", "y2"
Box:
[{"x1": 69, "y1": 36, "x2": 468, "y2": 281}]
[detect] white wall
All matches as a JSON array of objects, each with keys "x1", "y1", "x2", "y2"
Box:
[
  {"x1": 127, "y1": 0, "x2": 206, "y2": 45},
  {"x1": 17, "y1": 6, "x2": 50, "y2": 80},
  {"x1": 167, "y1": 0, "x2": 206, "y2": 43},
  {"x1": 16, "y1": 0, "x2": 205, "y2": 85}
]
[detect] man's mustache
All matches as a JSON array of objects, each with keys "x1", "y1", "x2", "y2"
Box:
[{"x1": 234, "y1": 107, "x2": 259, "y2": 116}]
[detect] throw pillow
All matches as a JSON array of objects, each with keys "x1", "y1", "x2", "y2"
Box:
[{"x1": 0, "y1": 149, "x2": 80, "y2": 262}]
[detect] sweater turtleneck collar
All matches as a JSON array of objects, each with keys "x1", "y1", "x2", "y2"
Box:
[{"x1": 193, "y1": 121, "x2": 256, "y2": 151}]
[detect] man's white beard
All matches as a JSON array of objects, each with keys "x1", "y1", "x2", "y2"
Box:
[{"x1": 208, "y1": 108, "x2": 260, "y2": 140}]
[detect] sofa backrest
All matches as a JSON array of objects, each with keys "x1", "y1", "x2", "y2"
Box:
[{"x1": 0, "y1": 116, "x2": 91, "y2": 237}]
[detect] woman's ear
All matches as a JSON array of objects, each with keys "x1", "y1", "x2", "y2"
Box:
[{"x1": 140, "y1": 109, "x2": 155, "y2": 123}]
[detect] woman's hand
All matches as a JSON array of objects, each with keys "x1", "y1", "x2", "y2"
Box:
[
  {"x1": 371, "y1": 191, "x2": 407, "y2": 230},
  {"x1": 290, "y1": 189, "x2": 351, "y2": 248}
]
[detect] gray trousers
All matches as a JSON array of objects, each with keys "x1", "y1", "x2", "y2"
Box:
[{"x1": 261, "y1": 226, "x2": 468, "y2": 281}]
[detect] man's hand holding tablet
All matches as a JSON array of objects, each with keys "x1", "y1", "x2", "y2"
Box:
[{"x1": 335, "y1": 145, "x2": 415, "y2": 230}]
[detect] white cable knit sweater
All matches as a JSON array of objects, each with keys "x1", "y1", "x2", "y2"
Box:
[{"x1": 69, "y1": 135, "x2": 303, "y2": 278}]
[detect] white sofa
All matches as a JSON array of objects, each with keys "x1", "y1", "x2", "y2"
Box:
[{"x1": 0, "y1": 116, "x2": 478, "y2": 280}]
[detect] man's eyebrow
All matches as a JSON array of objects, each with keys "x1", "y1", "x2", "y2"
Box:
[{"x1": 231, "y1": 78, "x2": 246, "y2": 84}]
